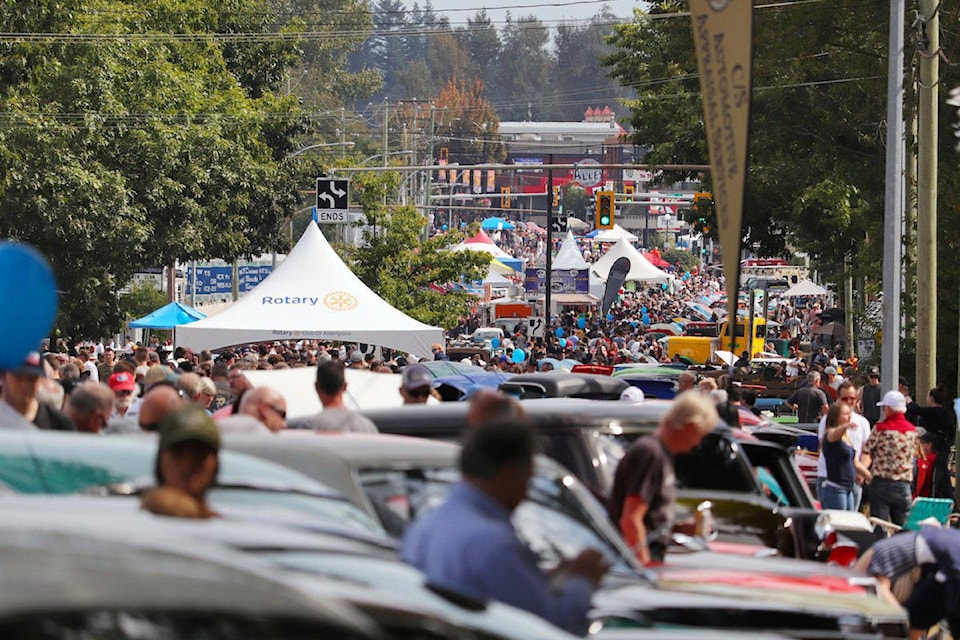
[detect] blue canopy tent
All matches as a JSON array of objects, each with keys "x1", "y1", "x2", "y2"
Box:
[
  {"x1": 129, "y1": 301, "x2": 206, "y2": 330},
  {"x1": 480, "y1": 217, "x2": 516, "y2": 231}
]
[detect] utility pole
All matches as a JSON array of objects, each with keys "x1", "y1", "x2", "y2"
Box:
[
  {"x1": 545, "y1": 155, "x2": 554, "y2": 321},
  {"x1": 426, "y1": 104, "x2": 435, "y2": 227},
  {"x1": 916, "y1": 0, "x2": 938, "y2": 401},
  {"x1": 881, "y1": 0, "x2": 904, "y2": 394},
  {"x1": 382, "y1": 103, "x2": 389, "y2": 168}
]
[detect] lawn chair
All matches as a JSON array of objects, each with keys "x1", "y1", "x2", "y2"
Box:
[{"x1": 869, "y1": 497, "x2": 957, "y2": 536}]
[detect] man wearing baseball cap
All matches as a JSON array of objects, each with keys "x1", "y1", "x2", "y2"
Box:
[
  {"x1": 860, "y1": 366, "x2": 882, "y2": 426},
  {"x1": 141, "y1": 405, "x2": 220, "y2": 519},
  {"x1": 863, "y1": 390, "x2": 918, "y2": 526},
  {"x1": 400, "y1": 363, "x2": 434, "y2": 405},
  {"x1": 0, "y1": 351, "x2": 47, "y2": 430},
  {"x1": 107, "y1": 371, "x2": 137, "y2": 420}
]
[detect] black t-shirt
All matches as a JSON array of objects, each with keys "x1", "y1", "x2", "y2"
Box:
[{"x1": 609, "y1": 435, "x2": 675, "y2": 560}]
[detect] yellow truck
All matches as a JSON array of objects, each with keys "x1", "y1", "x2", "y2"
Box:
[{"x1": 666, "y1": 317, "x2": 767, "y2": 365}]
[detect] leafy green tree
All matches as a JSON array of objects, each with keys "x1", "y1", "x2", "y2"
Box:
[
  {"x1": 456, "y1": 11, "x2": 501, "y2": 93},
  {"x1": 119, "y1": 281, "x2": 170, "y2": 341},
  {"x1": 433, "y1": 79, "x2": 506, "y2": 165},
  {"x1": 342, "y1": 171, "x2": 488, "y2": 328},
  {"x1": 553, "y1": 8, "x2": 630, "y2": 121},
  {"x1": 494, "y1": 15, "x2": 556, "y2": 120},
  {"x1": 0, "y1": 0, "x2": 311, "y2": 337}
]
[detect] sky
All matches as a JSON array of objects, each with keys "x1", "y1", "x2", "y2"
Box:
[{"x1": 422, "y1": 0, "x2": 638, "y2": 29}]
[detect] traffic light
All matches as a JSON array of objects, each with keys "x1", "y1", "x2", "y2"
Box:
[
  {"x1": 692, "y1": 191, "x2": 714, "y2": 235},
  {"x1": 500, "y1": 186, "x2": 511, "y2": 209},
  {"x1": 552, "y1": 185, "x2": 561, "y2": 207},
  {"x1": 595, "y1": 190, "x2": 615, "y2": 229},
  {"x1": 624, "y1": 185, "x2": 635, "y2": 202}
]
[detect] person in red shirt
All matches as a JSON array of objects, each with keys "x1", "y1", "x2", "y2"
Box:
[{"x1": 913, "y1": 432, "x2": 937, "y2": 499}]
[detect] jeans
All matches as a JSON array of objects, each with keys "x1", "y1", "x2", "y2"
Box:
[
  {"x1": 820, "y1": 483, "x2": 855, "y2": 511},
  {"x1": 869, "y1": 477, "x2": 913, "y2": 526}
]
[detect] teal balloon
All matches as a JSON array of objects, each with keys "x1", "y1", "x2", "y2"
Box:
[
  {"x1": 512, "y1": 348, "x2": 525, "y2": 363},
  {"x1": 559, "y1": 338, "x2": 567, "y2": 347},
  {"x1": 491, "y1": 338, "x2": 500, "y2": 349},
  {"x1": 0, "y1": 243, "x2": 57, "y2": 369},
  {"x1": 606, "y1": 313, "x2": 614, "y2": 322},
  {"x1": 577, "y1": 317, "x2": 586, "y2": 329},
  {"x1": 555, "y1": 327, "x2": 564, "y2": 337}
]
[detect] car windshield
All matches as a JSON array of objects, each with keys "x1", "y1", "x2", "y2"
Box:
[{"x1": 358, "y1": 467, "x2": 638, "y2": 578}]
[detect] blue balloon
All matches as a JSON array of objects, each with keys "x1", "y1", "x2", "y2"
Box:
[
  {"x1": 0, "y1": 243, "x2": 57, "y2": 370},
  {"x1": 559, "y1": 338, "x2": 567, "y2": 347},
  {"x1": 641, "y1": 306, "x2": 647, "y2": 313},
  {"x1": 441, "y1": 224, "x2": 448, "y2": 231},
  {"x1": 606, "y1": 313, "x2": 614, "y2": 322},
  {"x1": 491, "y1": 338, "x2": 500, "y2": 349},
  {"x1": 642, "y1": 314, "x2": 650, "y2": 325},
  {"x1": 577, "y1": 317, "x2": 586, "y2": 329},
  {"x1": 512, "y1": 348, "x2": 526, "y2": 363},
  {"x1": 662, "y1": 283, "x2": 668, "y2": 290},
  {"x1": 555, "y1": 327, "x2": 564, "y2": 337},
  {"x1": 569, "y1": 335, "x2": 579, "y2": 344}
]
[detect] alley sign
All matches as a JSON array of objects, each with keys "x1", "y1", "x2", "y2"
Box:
[
  {"x1": 315, "y1": 178, "x2": 350, "y2": 223},
  {"x1": 573, "y1": 159, "x2": 602, "y2": 188}
]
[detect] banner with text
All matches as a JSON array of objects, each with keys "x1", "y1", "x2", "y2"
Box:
[
  {"x1": 524, "y1": 268, "x2": 589, "y2": 294},
  {"x1": 690, "y1": 0, "x2": 752, "y2": 349}
]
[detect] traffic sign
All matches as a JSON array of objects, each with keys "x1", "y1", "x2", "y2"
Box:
[
  {"x1": 573, "y1": 159, "x2": 602, "y2": 188},
  {"x1": 526, "y1": 316, "x2": 546, "y2": 338},
  {"x1": 315, "y1": 177, "x2": 350, "y2": 223},
  {"x1": 550, "y1": 216, "x2": 567, "y2": 235}
]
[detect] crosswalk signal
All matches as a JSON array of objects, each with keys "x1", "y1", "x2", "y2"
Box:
[
  {"x1": 500, "y1": 186, "x2": 511, "y2": 209},
  {"x1": 595, "y1": 190, "x2": 615, "y2": 229}
]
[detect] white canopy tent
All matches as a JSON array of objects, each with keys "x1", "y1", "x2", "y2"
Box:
[
  {"x1": 781, "y1": 278, "x2": 828, "y2": 297},
  {"x1": 177, "y1": 222, "x2": 443, "y2": 356},
  {"x1": 591, "y1": 224, "x2": 638, "y2": 243},
  {"x1": 591, "y1": 239, "x2": 672, "y2": 284},
  {"x1": 552, "y1": 231, "x2": 590, "y2": 270}
]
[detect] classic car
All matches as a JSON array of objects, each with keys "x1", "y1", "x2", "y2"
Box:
[
  {"x1": 361, "y1": 399, "x2": 882, "y2": 561},
  {"x1": 0, "y1": 505, "x2": 381, "y2": 640},
  {"x1": 223, "y1": 432, "x2": 909, "y2": 640}
]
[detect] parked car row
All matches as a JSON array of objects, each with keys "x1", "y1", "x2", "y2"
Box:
[{"x1": 0, "y1": 418, "x2": 909, "y2": 640}]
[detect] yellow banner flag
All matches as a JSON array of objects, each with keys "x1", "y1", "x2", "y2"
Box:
[{"x1": 690, "y1": 0, "x2": 752, "y2": 349}]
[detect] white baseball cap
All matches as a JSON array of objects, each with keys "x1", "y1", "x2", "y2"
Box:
[{"x1": 877, "y1": 390, "x2": 907, "y2": 413}]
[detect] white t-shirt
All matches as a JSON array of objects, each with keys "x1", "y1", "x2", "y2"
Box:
[{"x1": 816, "y1": 411, "x2": 870, "y2": 478}]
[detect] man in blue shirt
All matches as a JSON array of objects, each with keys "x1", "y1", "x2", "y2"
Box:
[{"x1": 400, "y1": 418, "x2": 609, "y2": 635}]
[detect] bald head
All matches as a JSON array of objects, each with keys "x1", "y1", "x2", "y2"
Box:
[
  {"x1": 138, "y1": 384, "x2": 184, "y2": 431},
  {"x1": 238, "y1": 386, "x2": 287, "y2": 432}
]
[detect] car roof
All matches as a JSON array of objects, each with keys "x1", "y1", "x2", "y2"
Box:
[
  {"x1": 0, "y1": 501, "x2": 375, "y2": 633},
  {"x1": 0, "y1": 430, "x2": 339, "y2": 496},
  {"x1": 361, "y1": 397, "x2": 672, "y2": 437},
  {"x1": 498, "y1": 372, "x2": 629, "y2": 399}
]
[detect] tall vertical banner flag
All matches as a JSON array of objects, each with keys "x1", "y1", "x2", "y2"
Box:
[{"x1": 689, "y1": 1, "x2": 753, "y2": 353}]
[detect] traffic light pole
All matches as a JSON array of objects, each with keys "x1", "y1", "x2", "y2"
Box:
[{"x1": 545, "y1": 156, "x2": 554, "y2": 324}]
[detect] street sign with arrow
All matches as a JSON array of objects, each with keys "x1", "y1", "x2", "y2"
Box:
[{"x1": 315, "y1": 178, "x2": 350, "y2": 223}]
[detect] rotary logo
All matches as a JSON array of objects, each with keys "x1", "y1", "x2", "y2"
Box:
[{"x1": 323, "y1": 290, "x2": 358, "y2": 311}]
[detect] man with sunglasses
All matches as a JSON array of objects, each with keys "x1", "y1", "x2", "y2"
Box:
[
  {"x1": 215, "y1": 386, "x2": 287, "y2": 434},
  {"x1": 816, "y1": 380, "x2": 872, "y2": 510}
]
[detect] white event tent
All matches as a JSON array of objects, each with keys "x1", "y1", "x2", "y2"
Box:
[
  {"x1": 177, "y1": 222, "x2": 443, "y2": 356},
  {"x1": 781, "y1": 279, "x2": 828, "y2": 298},
  {"x1": 591, "y1": 239, "x2": 672, "y2": 284},
  {"x1": 591, "y1": 224, "x2": 639, "y2": 243},
  {"x1": 552, "y1": 231, "x2": 591, "y2": 270}
]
